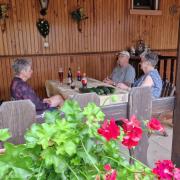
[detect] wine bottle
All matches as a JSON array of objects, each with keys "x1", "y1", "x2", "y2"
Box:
[
  {"x1": 67, "y1": 67, "x2": 73, "y2": 85},
  {"x1": 81, "y1": 73, "x2": 87, "y2": 88},
  {"x1": 77, "y1": 67, "x2": 81, "y2": 81}
]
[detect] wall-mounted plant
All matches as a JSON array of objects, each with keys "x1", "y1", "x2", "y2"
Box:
[
  {"x1": 0, "y1": 4, "x2": 9, "y2": 32},
  {"x1": 39, "y1": 0, "x2": 49, "y2": 16},
  {"x1": 71, "y1": 7, "x2": 88, "y2": 32}
]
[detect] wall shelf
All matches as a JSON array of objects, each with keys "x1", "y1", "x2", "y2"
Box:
[{"x1": 130, "y1": 9, "x2": 162, "y2": 16}]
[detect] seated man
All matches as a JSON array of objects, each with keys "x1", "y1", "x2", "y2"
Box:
[
  {"x1": 103, "y1": 51, "x2": 135, "y2": 87},
  {"x1": 118, "y1": 52, "x2": 162, "y2": 98},
  {"x1": 10, "y1": 58, "x2": 64, "y2": 113}
]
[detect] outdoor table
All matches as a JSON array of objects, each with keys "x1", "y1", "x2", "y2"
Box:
[{"x1": 45, "y1": 78, "x2": 129, "y2": 107}]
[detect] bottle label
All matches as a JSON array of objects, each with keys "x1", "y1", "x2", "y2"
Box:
[
  {"x1": 81, "y1": 78, "x2": 87, "y2": 87},
  {"x1": 68, "y1": 77, "x2": 72, "y2": 85},
  {"x1": 77, "y1": 71, "x2": 81, "y2": 81}
]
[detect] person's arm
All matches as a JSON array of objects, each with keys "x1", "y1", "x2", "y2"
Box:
[
  {"x1": 140, "y1": 75, "x2": 154, "y2": 87},
  {"x1": 103, "y1": 68, "x2": 116, "y2": 85},
  {"x1": 123, "y1": 67, "x2": 136, "y2": 87},
  {"x1": 116, "y1": 83, "x2": 131, "y2": 91},
  {"x1": 20, "y1": 83, "x2": 50, "y2": 111},
  {"x1": 43, "y1": 95, "x2": 64, "y2": 107}
]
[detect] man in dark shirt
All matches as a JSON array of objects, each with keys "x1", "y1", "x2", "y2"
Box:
[{"x1": 10, "y1": 58, "x2": 63, "y2": 112}]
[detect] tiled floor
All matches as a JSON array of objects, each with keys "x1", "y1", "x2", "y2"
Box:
[{"x1": 148, "y1": 126, "x2": 172, "y2": 168}]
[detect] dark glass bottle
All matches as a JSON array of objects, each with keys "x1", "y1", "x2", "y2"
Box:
[
  {"x1": 67, "y1": 68, "x2": 73, "y2": 85},
  {"x1": 77, "y1": 67, "x2": 81, "y2": 81}
]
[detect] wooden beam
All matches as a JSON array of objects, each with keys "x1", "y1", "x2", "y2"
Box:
[
  {"x1": 128, "y1": 87, "x2": 152, "y2": 165},
  {"x1": 172, "y1": 18, "x2": 180, "y2": 167},
  {"x1": 129, "y1": 9, "x2": 162, "y2": 16},
  {"x1": 101, "y1": 102, "x2": 128, "y2": 119},
  {"x1": 152, "y1": 97, "x2": 175, "y2": 114},
  {"x1": 102, "y1": 96, "x2": 175, "y2": 120}
]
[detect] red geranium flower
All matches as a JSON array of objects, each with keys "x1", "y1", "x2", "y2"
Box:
[
  {"x1": 98, "y1": 118, "x2": 120, "y2": 141},
  {"x1": 122, "y1": 126, "x2": 142, "y2": 149},
  {"x1": 120, "y1": 116, "x2": 142, "y2": 149},
  {"x1": 174, "y1": 168, "x2": 180, "y2": 180},
  {"x1": 147, "y1": 118, "x2": 164, "y2": 132},
  {"x1": 105, "y1": 170, "x2": 117, "y2": 180},
  {"x1": 122, "y1": 135, "x2": 139, "y2": 148},
  {"x1": 104, "y1": 164, "x2": 111, "y2": 171},
  {"x1": 152, "y1": 160, "x2": 174, "y2": 180},
  {"x1": 121, "y1": 115, "x2": 141, "y2": 133}
]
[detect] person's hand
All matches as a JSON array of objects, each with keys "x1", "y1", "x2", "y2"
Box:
[
  {"x1": 116, "y1": 83, "x2": 129, "y2": 90},
  {"x1": 43, "y1": 98, "x2": 52, "y2": 105},
  {"x1": 45, "y1": 95, "x2": 64, "y2": 107},
  {"x1": 103, "y1": 77, "x2": 113, "y2": 85}
]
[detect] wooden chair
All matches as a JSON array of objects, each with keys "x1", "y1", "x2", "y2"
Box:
[
  {"x1": 161, "y1": 80, "x2": 176, "y2": 97},
  {"x1": 45, "y1": 80, "x2": 60, "y2": 98},
  {"x1": 0, "y1": 100, "x2": 36, "y2": 144},
  {"x1": 72, "y1": 93, "x2": 100, "y2": 108},
  {"x1": 154, "y1": 80, "x2": 176, "y2": 136}
]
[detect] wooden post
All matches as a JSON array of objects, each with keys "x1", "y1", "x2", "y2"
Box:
[
  {"x1": 172, "y1": 18, "x2": 180, "y2": 166},
  {"x1": 128, "y1": 87, "x2": 152, "y2": 165}
]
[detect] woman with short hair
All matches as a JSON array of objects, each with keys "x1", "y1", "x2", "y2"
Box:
[
  {"x1": 117, "y1": 52, "x2": 162, "y2": 98},
  {"x1": 10, "y1": 58, "x2": 64, "y2": 112}
]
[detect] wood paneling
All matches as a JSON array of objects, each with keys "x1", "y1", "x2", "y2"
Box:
[
  {"x1": 0, "y1": 0, "x2": 179, "y2": 55},
  {"x1": 0, "y1": 0, "x2": 179, "y2": 100},
  {"x1": 0, "y1": 54, "x2": 117, "y2": 100},
  {"x1": 0, "y1": 52, "x2": 177, "y2": 100}
]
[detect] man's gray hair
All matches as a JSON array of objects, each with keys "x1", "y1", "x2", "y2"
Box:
[
  {"x1": 144, "y1": 52, "x2": 159, "y2": 67},
  {"x1": 12, "y1": 58, "x2": 32, "y2": 75}
]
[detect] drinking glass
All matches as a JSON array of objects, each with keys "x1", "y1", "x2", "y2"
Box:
[{"x1": 58, "y1": 67, "x2": 63, "y2": 84}]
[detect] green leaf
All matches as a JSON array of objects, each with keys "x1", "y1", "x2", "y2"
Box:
[
  {"x1": 77, "y1": 151, "x2": 97, "y2": 165},
  {"x1": 64, "y1": 141, "x2": 76, "y2": 156},
  {"x1": 0, "y1": 128, "x2": 11, "y2": 141},
  {"x1": 85, "y1": 139, "x2": 94, "y2": 152},
  {"x1": 60, "y1": 100, "x2": 83, "y2": 121},
  {"x1": 44, "y1": 110, "x2": 60, "y2": 124},
  {"x1": 41, "y1": 148, "x2": 67, "y2": 173},
  {"x1": 0, "y1": 143, "x2": 34, "y2": 179},
  {"x1": 25, "y1": 123, "x2": 57, "y2": 149},
  {"x1": 83, "y1": 103, "x2": 105, "y2": 123},
  {"x1": 110, "y1": 95, "x2": 118, "y2": 102}
]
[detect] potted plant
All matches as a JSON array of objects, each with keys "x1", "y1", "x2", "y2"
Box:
[
  {"x1": 0, "y1": 100, "x2": 179, "y2": 179},
  {"x1": 71, "y1": 7, "x2": 88, "y2": 32}
]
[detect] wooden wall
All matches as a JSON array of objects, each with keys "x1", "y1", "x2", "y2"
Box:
[{"x1": 0, "y1": 0, "x2": 179, "y2": 100}]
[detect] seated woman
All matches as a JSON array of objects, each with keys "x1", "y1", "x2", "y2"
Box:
[
  {"x1": 10, "y1": 58, "x2": 64, "y2": 113},
  {"x1": 117, "y1": 52, "x2": 162, "y2": 98}
]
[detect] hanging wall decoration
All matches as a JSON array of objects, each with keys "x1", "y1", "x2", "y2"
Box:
[
  {"x1": 135, "y1": 39, "x2": 145, "y2": 55},
  {"x1": 0, "y1": 4, "x2": 9, "y2": 32},
  {"x1": 39, "y1": 0, "x2": 49, "y2": 16},
  {"x1": 36, "y1": 18, "x2": 49, "y2": 38},
  {"x1": 71, "y1": 7, "x2": 88, "y2": 32}
]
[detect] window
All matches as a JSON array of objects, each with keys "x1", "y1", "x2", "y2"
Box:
[
  {"x1": 133, "y1": 0, "x2": 159, "y2": 10},
  {"x1": 130, "y1": 0, "x2": 162, "y2": 15}
]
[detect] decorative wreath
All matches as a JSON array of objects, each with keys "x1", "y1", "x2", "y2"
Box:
[{"x1": 36, "y1": 18, "x2": 49, "y2": 38}]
